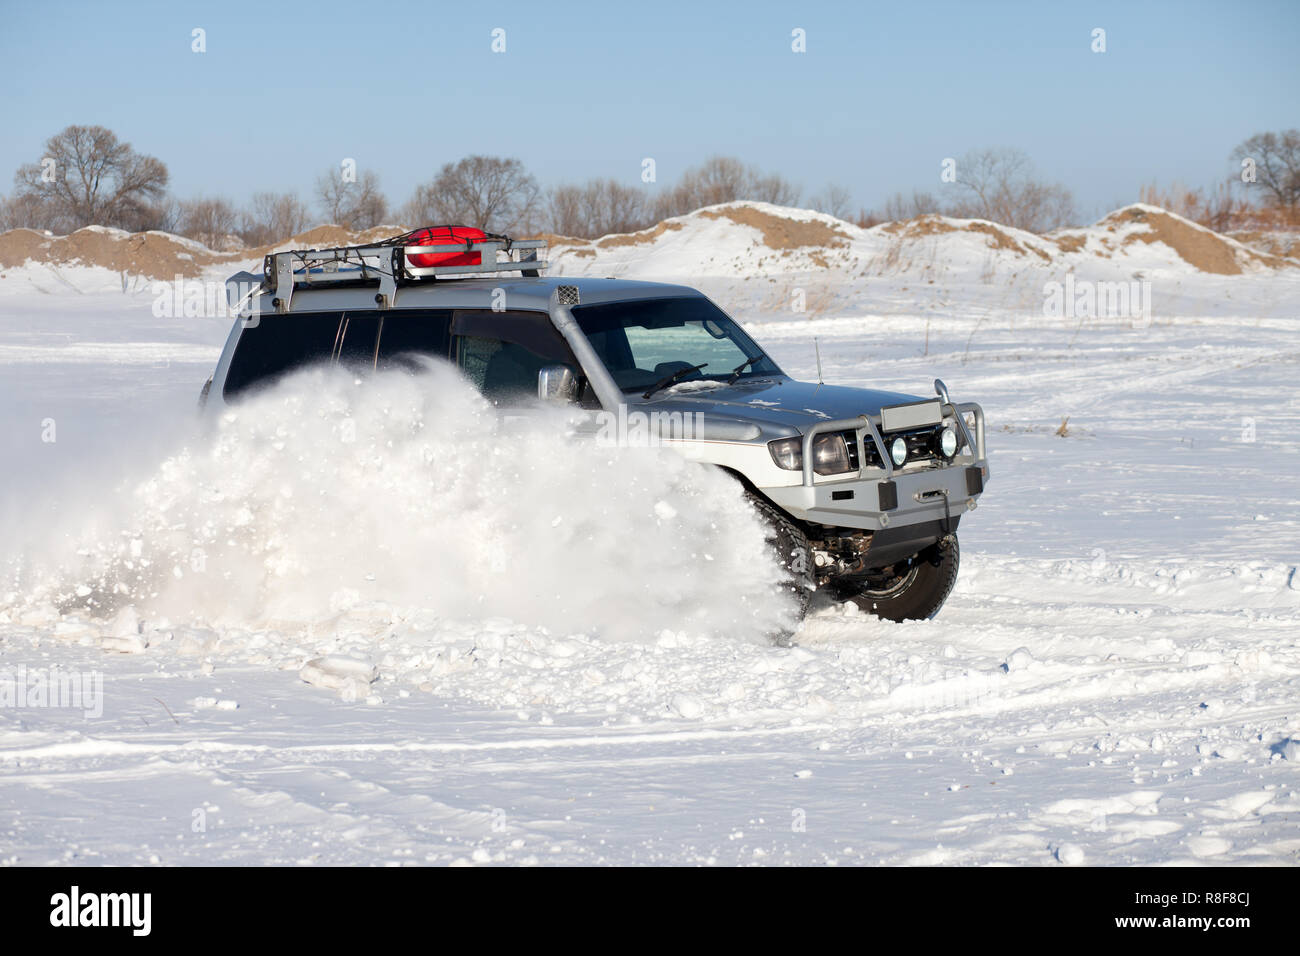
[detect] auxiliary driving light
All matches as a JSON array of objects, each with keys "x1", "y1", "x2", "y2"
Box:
[
  {"x1": 890, "y1": 436, "x2": 908, "y2": 467},
  {"x1": 939, "y1": 425, "x2": 958, "y2": 458}
]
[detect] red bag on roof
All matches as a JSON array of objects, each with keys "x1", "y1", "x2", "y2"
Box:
[{"x1": 404, "y1": 225, "x2": 489, "y2": 269}]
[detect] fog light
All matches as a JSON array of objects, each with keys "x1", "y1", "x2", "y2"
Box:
[{"x1": 890, "y1": 436, "x2": 908, "y2": 467}]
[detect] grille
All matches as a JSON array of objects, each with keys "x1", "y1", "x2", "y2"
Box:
[
  {"x1": 853, "y1": 425, "x2": 950, "y2": 468},
  {"x1": 556, "y1": 284, "x2": 580, "y2": 306}
]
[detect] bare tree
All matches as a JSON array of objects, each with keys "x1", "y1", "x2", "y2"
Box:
[
  {"x1": 880, "y1": 190, "x2": 944, "y2": 221},
  {"x1": 239, "y1": 191, "x2": 312, "y2": 245},
  {"x1": 810, "y1": 183, "x2": 854, "y2": 220},
  {"x1": 176, "y1": 197, "x2": 240, "y2": 250},
  {"x1": 546, "y1": 178, "x2": 652, "y2": 238},
  {"x1": 404, "y1": 156, "x2": 539, "y2": 233},
  {"x1": 1232, "y1": 129, "x2": 1300, "y2": 211},
  {"x1": 12, "y1": 125, "x2": 168, "y2": 232},
  {"x1": 546, "y1": 184, "x2": 587, "y2": 237},
  {"x1": 653, "y1": 156, "x2": 802, "y2": 219},
  {"x1": 749, "y1": 172, "x2": 802, "y2": 207},
  {"x1": 947, "y1": 147, "x2": 1074, "y2": 232},
  {"x1": 0, "y1": 192, "x2": 60, "y2": 232},
  {"x1": 315, "y1": 169, "x2": 388, "y2": 230}
]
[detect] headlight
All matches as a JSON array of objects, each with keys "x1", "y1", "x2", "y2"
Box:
[
  {"x1": 811, "y1": 434, "x2": 852, "y2": 476},
  {"x1": 890, "y1": 436, "x2": 908, "y2": 467},
  {"x1": 938, "y1": 425, "x2": 958, "y2": 458},
  {"x1": 768, "y1": 434, "x2": 855, "y2": 476}
]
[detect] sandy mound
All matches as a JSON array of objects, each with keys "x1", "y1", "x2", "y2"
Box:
[
  {"x1": 260, "y1": 224, "x2": 406, "y2": 254},
  {"x1": 698, "y1": 205, "x2": 848, "y2": 250},
  {"x1": 0, "y1": 223, "x2": 422, "y2": 281},
  {"x1": 1095, "y1": 204, "x2": 1290, "y2": 274},
  {"x1": 596, "y1": 220, "x2": 684, "y2": 248},
  {"x1": 0, "y1": 226, "x2": 221, "y2": 278},
  {"x1": 878, "y1": 214, "x2": 1052, "y2": 262}
]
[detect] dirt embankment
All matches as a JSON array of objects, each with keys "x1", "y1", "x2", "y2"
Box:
[
  {"x1": 878, "y1": 214, "x2": 1053, "y2": 263},
  {"x1": 0, "y1": 224, "x2": 411, "y2": 280},
  {"x1": 699, "y1": 205, "x2": 848, "y2": 250},
  {"x1": 1097, "y1": 205, "x2": 1292, "y2": 274},
  {"x1": 0, "y1": 228, "x2": 222, "y2": 279}
]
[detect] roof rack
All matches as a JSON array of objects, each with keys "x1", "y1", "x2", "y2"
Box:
[{"x1": 261, "y1": 227, "x2": 547, "y2": 313}]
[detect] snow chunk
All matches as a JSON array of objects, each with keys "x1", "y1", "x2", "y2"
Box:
[{"x1": 301, "y1": 656, "x2": 379, "y2": 701}]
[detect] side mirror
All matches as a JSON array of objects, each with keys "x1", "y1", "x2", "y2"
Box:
[{"x1": 538, "y1": 365, "x2": 578, "y2": 403}]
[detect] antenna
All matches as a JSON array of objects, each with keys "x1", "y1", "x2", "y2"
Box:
[{"x1": 814, "y1": 337, "x2": 824, "y2": 385}]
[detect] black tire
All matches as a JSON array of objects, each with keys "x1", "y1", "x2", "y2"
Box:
[
  {"x1": 835, "y1": 534, "x2": 960, "y2": 622},
  {"x1": 746, "y1": 492, "x2": 815, "y2": 632}
]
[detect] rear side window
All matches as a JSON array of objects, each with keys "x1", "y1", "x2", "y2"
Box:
[
  {"x1": 376, "y1": 310, "x2": 452, "y2": 371},
  {"x1": 334, "y1": 313, "x2": 382, "y2": 369},
  {"x1": 222, "y1": 311, "x2": 341, "y2": 399},
  {"x1": 222, "y1": 309, "x2": 453, "y2": 400}
]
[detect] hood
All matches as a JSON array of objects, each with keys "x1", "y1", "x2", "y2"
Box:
[{"x1": 634, "y1": 376, "x2": 926, "y2": 436}]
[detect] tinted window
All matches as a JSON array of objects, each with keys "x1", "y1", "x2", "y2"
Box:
[
  {"x1": 334, "y1": 313, "x2": 382, "y2": 370},
  {"x1": 376, "y1": 310, "x2": 453, "y2": 371},
  {"x1": 223, "y1": 309, "x2": 455, "y2": 400},
  {"x1": 223, "y1": 311, "x2": 341, "y2": 399}
]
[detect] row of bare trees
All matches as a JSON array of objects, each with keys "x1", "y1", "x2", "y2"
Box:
[
  {"x1": 872, "y1": 133, "x2": 1300, "y2": 233},
  {"x1": 546, "y1": 157, "x2": 804, "y2": 238},
  {"x1": 869, "y1": 148, "x2": 1076, "y2": 233},
  {"x1": 0, "y1": 126, "x2": 823, "y2": 244},
  {"x1": 4, "y1": 124, "x2": 1298, "y2": 246}
]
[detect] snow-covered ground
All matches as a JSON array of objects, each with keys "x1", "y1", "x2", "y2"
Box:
[{"x1": 1, "y1": 212, "x2": 1298, "y2": 866}]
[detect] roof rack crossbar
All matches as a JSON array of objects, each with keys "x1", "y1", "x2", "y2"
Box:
[{"x1": 263, "y1": 234, "x2": 548, "y2": 313}]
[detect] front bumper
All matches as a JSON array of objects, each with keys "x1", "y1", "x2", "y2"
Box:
[
  {"x1": 764, "y1": 460, "x2": 984, "y2": 531},
  {"x1": 762, "y1": 401, "x2": 988, "y2": 532}
]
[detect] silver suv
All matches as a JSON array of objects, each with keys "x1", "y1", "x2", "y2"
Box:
[{"x1": 202, "y1": 229, "x2": 988, "y2": 627}]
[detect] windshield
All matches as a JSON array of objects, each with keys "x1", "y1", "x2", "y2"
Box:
[{"x1": 573, "y1": 296, "x2": 782, "y2": 393}]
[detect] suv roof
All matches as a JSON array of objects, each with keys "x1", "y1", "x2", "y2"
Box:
[{"x1": 256, "y1": 275, "x2": 705, "y2": 315}]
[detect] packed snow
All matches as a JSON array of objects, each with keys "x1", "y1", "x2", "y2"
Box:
[{"x1": 1, "y1": 206, "x2": 1298, "y2": 866}]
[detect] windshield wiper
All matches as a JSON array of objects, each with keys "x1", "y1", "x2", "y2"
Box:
[
  {"x1": 728, "y1": 355, "x2": 763, "y2": 383},
  {"x1": 643, "y1": 363, "x2": 708, "y2": 399}
]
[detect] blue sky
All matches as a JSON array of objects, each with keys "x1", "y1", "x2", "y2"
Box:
[{"x1": 1, "y1": 0, "x2": 1295, "y2": 221}]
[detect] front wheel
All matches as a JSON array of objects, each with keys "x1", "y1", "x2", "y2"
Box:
[
  {"x1": 745, "y1": 492, "x2": 814, "y2": 638},
  {"x1": 833, "y1": 534, "x2": 960, "y2": 622}
]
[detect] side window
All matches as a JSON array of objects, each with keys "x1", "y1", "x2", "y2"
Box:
[
  {"x1": 224, "y1": 309, "x2": 456, "y2": 400},
  {"x1": 375, "y1": 309, "x2": 453, "y2": 372},
  {"x1": 457, "y1": 336, "x2": 544, "y2": 401},
  {"x1": 452, "y1": 310, "x2": 578, "y2": 404},
  {"x1": 333, "y1": 313, "x2": 381, "y2": 370},
  {"x1": 222, "y1": 311, "x2": 342, "y2": 400}
]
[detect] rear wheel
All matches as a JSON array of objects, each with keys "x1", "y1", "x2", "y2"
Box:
[{"x1": 834, "y1": 534, "x2": 960, "y2": 622}]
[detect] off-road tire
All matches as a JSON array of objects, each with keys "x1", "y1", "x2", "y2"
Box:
[
  {"x1": 836, "y1": 533, "x2": 960, "y2": 622},
  {"x1": 745, "y1": 492, "x2": 815, "y2": 629}
]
